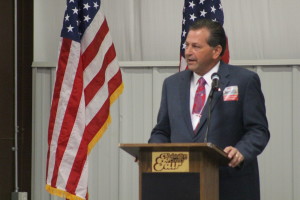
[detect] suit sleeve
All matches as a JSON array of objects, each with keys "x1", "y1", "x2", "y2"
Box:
[
  {"x1": 235, "y1": 73, "x2": 270, "y2": 163},
  {"x1": 148, "y1": 80, "x2": 171, "y2": 143}
]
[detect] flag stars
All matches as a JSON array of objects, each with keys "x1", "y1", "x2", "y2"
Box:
[
  {"x1": 219, "y1": 4, "x2": 223, "y2": 10},
  {"x1": 211, "y1": 6, "x2": 216, "y2": 13},
  {"x1": 67, "y1": 24, "x2": 74, "y2": 32},
  {"x1": 182, "y1": 30, "x2": 187, "y2": 37},
  {"x1": 199, "y1": 0, "x2": 205, "y2": 5},
  {"x1": 182, "y1": 18, "x2": 186, "y2": 25},
  {"x1": 65, "y1": 14, "x2": 70, "y2": 21},
  {"x1": 200, "y1": 9, "x2": 207, "y2": 17},
  {"x1": 83, "y1": 3, "x2": 91, "y2": 10},
  {"x1": 182, "y1": 43, "x2": 186, "y2": 50},
  {"x1": 93, "y1": 2, "x2": 99, "y2": 9},
  {"x1": 190, "y1": 13, "x2": 197, "y2": 21},
  {"x1": 72, "y1": 7, "x2": 79, "y2": 14},
  {"x1": 189, "y1": 1, "x2": 196, "y2": 9},
  {"x1": 69, "y1": 0, "x2": 75, "y2": 3},
  {"x1": 84, "y1": 15, "x2": 91, "y2": 22}
]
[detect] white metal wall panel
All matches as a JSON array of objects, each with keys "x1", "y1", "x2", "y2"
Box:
[
  {"x1": 152, "y1": 67, "x2": 178, "y2": 125},
  {"x1": 292, "y1": 66, "x2": 300, "y2": 199},
  {"x1": 31, "y1": 67, "x2": 53, "y2": 200},
  {"x1": 32, "y1": 62, "x2": 300, "y2": 200},
  {"x1": 119, "y1": 67, "x2": 153, "y2": 200},
  {"x1": 88, "y1": 102, "x2": 120, "y2": 200},
  {"x1": 258, "y1": 66, "x2": 294, "y2": 200}
]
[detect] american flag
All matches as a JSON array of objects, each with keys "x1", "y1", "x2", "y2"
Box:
[
  {"x1": 180, "y1": 0, "x2": 230, "y2": 71},
  {"x1": 45, "y1": 0, "x2": 123, "y2": 199}
]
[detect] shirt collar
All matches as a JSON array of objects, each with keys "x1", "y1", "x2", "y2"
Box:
[{"x1": 192, "y1": 61, "x2": 220, "y2": 87}]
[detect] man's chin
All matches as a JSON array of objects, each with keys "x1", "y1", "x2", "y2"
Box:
[{"x1": 187, "y1": 65, "x2": 197, "y2": 71}]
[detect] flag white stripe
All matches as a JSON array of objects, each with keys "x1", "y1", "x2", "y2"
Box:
[
  {"x1": 47, "y1": 41, "x2": 81, "y2": 184},
  {"x1": 180, "y1": 56, "x2": 187, "y2": 71},
  {"x1": 56, "y1": 94, "x2": 85, "y2": 189},
  {"x1": 75, "y1": 160, "x2": 89, "y2": 197},
  {"x1": 85, "y1": 58, "x2": 119, "y2": 124},
  {"x1": 81, "y1": 7, "x2": 105, "y2": 53},
  {"x1": 83, "y1": 33, "x2": 113, "y2": 88}
]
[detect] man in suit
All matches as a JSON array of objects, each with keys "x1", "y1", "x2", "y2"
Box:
[{"x1": 148, "y1": 19, "x2": 270, "y2": 200}]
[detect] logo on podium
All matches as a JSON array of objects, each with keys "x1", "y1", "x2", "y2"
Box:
[{"x1": 152, "y1": 152, "x2": 189, "y2": 172}]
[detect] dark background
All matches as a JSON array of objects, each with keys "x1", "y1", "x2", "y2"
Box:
[{"x1": 0, "y1": 0, "x2": 33, "y2": 199}]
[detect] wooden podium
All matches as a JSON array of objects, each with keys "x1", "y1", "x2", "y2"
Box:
[{"x1": 119, "y1": 143, "x2": 229, "y2": 200}]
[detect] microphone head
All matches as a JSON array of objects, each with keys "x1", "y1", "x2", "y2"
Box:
[
  {"x1": 211, "y1": 73, "x2": 221, "y2": 90},
  {"x1": 211, "y1": 72, "x2": 220, "y2": 81}
]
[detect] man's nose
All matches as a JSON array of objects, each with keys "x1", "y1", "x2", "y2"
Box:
[{"x1": 185, "y1": 46, "x2": 191, "y2": 56}]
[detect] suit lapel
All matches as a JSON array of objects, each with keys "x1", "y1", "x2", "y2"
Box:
[
  {"x1": 194, "y1": 62, "x2": 230, "y2": 134},
  {"x1": 179, "y1": 70, "x2": 195, "y2": 136}
]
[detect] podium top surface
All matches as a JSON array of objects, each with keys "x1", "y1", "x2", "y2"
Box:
[{"x1": 119, "y1": 143, "x2": 229, "y2": 166}]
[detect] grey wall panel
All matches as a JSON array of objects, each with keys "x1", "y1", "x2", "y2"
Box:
[
  {"x1": 32, "y1": 62, "x2": 300, "y2": 200},
  {"x1": 152, "y1": 67, "x2": 177, "y2": 126},
  {"x1": 88, "y1": 102, "x2": 120, "y2": 200},
  {"x1": 120, "y1": 68, "x2": 153, "y2": 144},
  {"x1": 118, "y1": 67, "x2": 153, "y2": 200},
  {"x1": 258, "y1": 66, "x2": 294, "y2": 200},
  {"x1": 292, "y1": 66, "x2": 300, "y2": 199},
  {"x1": 32, "y1": 67, "x2": 53, "y2": 200}
]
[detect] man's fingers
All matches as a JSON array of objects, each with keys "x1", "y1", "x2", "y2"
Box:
[
  {"x1": 223, "y1": 146, "x2": 232, "y2": 153},
  {"x1": 229, "y1": 156, "x2": 239, "y2": 167},
  {"x1": 224, "y1": 146, "x2": 244, "y2": 167},
  {"x1": 224, "y1": 146, "x2": 236, "y2": 159}
]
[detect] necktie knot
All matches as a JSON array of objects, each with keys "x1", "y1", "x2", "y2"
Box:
[{"x1": 198, "y1": 77, "x2": 206, "y2": 86}]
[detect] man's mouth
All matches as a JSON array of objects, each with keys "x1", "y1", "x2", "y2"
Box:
[{"x1": 187, "y1": 58, "x2": 196, "y2": 63}]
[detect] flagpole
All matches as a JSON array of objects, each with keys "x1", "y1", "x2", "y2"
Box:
[
  {"x1": 14, "y1": 0, "x2": 19, "y2": 193},
  {"x1": 11, "y1": 1, "x2": 28, "y2": 199}
]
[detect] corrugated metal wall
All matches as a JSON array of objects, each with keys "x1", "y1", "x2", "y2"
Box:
[{"x1": 32, "y1": 60, "x2": 300, "y2": 200}]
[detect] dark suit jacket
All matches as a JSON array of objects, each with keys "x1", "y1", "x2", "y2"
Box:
[{"x1": 149, "y1": 62, "x2": 270, "y2": 200}]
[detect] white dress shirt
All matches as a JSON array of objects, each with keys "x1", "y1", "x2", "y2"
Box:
[{"x1": 190, "y1": 62, "x2": 220, "y2": 130}]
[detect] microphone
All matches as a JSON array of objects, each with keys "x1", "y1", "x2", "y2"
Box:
[{"x1": 204, "y1": 73, "x2": 221, "y2": 143}]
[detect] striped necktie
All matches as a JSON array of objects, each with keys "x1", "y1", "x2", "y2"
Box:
[{"x1": 192, "y1": 77, "x2": 206, "y2": 131}]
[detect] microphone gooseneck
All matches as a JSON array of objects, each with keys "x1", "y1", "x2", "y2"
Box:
[{"x1": 204, "y1": 73, "x2": 221, "y2": 143}]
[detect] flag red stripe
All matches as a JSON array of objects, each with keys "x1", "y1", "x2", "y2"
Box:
[
  {"x1": 46, "y1": 38, "x2": 72, "y2": 179},
  {"x1": 82, "y1": 19, "x2": 109, "y2": 71},
  {"x1": 221, "y1": 37, "x2": 230, "y2": 64},
  {"x1": 107, "y1": 70, "x2": 123, "y2": 100},
  {"x1": 65, "y1": 70, "x2": 122, "y2": 193},
  {"x1": 84, "y1": 44, "x2": 116, "y2": 105},
  {"x1": 65, "y1": 100, "x2": 108, "y2": 193},
  {"x1": 51, "y1": 57, "x2": 84, "y2": 187},
  {"x1": 48, "y1": 38, "x2": 72, "y2": 146},
  {"x1": 85, "y1": 69, "x2": 123, "y2": 140}
]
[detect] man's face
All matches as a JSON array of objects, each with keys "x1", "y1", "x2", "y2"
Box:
[{"x1": 185, "y1": 28, "x2": 221, "y2": 75}]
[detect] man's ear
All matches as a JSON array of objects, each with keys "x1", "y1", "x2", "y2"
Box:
[{"x1": 213, "y1": 45, "x2": 222, "y2": 59}]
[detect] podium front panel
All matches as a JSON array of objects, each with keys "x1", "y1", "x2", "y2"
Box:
[
  {"x1": 119, "y1": 143, "x2": 226, "y2": 200},
  {"x1": 142, "y1": 172, "x2": 200, "y2": 200}
]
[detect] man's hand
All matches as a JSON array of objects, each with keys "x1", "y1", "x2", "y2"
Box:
[{"x1": 224, "y1": 146, "x2": 244, "y2": 168}]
